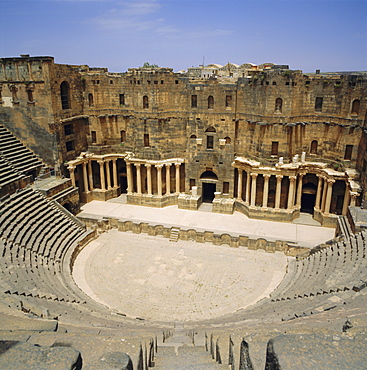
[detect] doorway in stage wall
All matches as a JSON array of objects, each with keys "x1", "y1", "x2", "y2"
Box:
[
  {"x1": 200, "y1": 170, "x2": 218, "y2": 203},
  {"x1": 301, "y1": 182, "x2": 317, "y2": 214},
  {"x1": 202, "y1": 183, "x2": 216, "y2": 203}
]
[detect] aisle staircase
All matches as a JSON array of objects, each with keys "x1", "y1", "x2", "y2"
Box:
[{"x1": 153, "y1": 324, "x2": 228, "y2": 369}]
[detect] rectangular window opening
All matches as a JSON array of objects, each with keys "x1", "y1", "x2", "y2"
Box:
[
  {"x1": 144, "y1": 133, "x2": 150, "y2": 147},
  {"x1": 223, "y1": 182, "x2": 229, "y2": 194},
  {"x1": 344, "y1": 144, "x2": 353, "y2": 160},
  {"x1": 119, "y1": 94, "x2": 125, "y2": 105},
  {"x1": 271, "y1": 141, "x2": 279, "y2": 156},
  {"x1": 66, "y1": 140, "x2": 75, "y2": 152},
  {"x1": 315, "y1": 97, "x2": 323, "y2": 112},
  {"x1": 91, "y1": 131, "x2": 97, "y2": 143},
  {"x1": 64, "y1": 124, "x2": 74, "y2": 136},
  {"x1": 207, "y1": 135, "x2": 214, "y2": 150}
]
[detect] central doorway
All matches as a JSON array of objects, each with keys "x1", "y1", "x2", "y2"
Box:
[
  {"x1": 202, "y1": 182, "x2": 216, "y2": 203},
  {"x1": 301, "y1": 182, "x2": 317, "y2": 214}
]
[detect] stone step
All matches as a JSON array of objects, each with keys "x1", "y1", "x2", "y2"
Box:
[{"x1": 154, "y1": 346, "x2": 228, "y2": 369}]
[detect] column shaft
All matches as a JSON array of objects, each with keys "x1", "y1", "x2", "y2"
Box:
[
  {"x1": 250, "y1": 173, "x2": 258, "y2": 207},
  {"x1": 262, "y1": 174, "x2": 270, "y2": 208},
  {"x1": 165, "y1": 164, "x2": 171, "y2": 195},
  {"x1": 136, "y1": 164, "x2": 142, "y2": 195},
  {"x1": 321, "y1": 178, "x2": 328, "y2": 212},
  {"x1": 106, "y1": 160, "x2": 111, "y2": 190},
  {"x1": 324, "y1": 179, "x2": 335, "y2": 214},
  {"x1": 157, "y1": 165, "x2": 163, "y2": 197},
  {"x1": 175, "y1": 164, "x2": 180, "y2": 193},
  {"x1": 112, "y1": 159, "x2": 118, "y2": 188},
  {"x1": 99, "y1": 161, "x2": 106, "y2": 190},
  {"x1": 237, "y1": 169, "x2": 243, "y2": 200},
  {"x1": 68, "y1": 166, "x2": 76, "y2": 187},
  {"x1": 82, "y1": 162, "x2": 89, "y2": 192},
  {"x1": 245, "y1": 171, "x2": 251, "y2": 205},
  {"x1": 342, "y1": 185, "x2": 350, "y2": 215},
  {"x1": 275, "y1": 175, "x2": 283, "y2": 209},
  {"x1": 315, "y1": 175, "x2": 323, "y2": 210},
  {"x1": 88, "y1": 161, "x2": 94, "y2": 191},
  {"x1": 296, "y1": 175, "x2": 303, "y2": 207},
  {"x1": 146, "y1": 164, "x2": 152, "y2": 195},
  {"x1": 126, "y1": 162, "x2": 133, "y2": 194}
]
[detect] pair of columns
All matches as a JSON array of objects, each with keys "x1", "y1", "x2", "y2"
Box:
[
  {"x1": 126, "y1": 162, "x2": 181, "y2": 196},
  {"x1": 237, "y1": 170, "x2": 303, "y2": 210},
  {"x1": 315, "y1": 175, "x2": 354, "y2": 215},
  {"x1": 68, "y1": 159, "x2": 118, "y2": 192}
]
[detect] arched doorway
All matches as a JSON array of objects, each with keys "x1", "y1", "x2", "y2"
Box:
[
  {"x1": 301, "y1": 182, "x2": 317, "y2": 213},
  {"x1": 200, "y1": 170, "x2": 218, "y2": 203},
  {"x1": 63, "y1": 202, "x2": 72, "y2": 213}
]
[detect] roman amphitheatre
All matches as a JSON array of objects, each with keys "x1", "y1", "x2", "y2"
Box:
[{"x1": 1, "y1": 55, "x2": 367, "y2": 369}]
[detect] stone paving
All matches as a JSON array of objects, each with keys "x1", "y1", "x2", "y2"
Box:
[
  {"x1": 79, "y1": 200, "x2": 336, "y2": 248},
  {"x1": 73, "y1": 230, "x2": 288, "y2": 322}
]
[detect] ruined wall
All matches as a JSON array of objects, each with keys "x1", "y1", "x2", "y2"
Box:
[{"x1": 0, "y1": 56, "x2": 55, "y2": 165}]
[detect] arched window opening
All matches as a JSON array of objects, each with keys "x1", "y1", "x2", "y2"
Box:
[
  {"x1": 60, "y1": 81, "x2": 70, "y2": 110},
  {"x1": 224, "y1": 136, "x2": 231, "y2": 144},
  {"x1": 143, "y1": 95, "x2": 149, "y2": 109},
  {"x1": 208, "y1": 95, "x2": 214, "y2": 109},
  {"x1": 351, "y1": 99, "x2": 360, "y2": 115},
  {"x1": 205, "y1": 126, "x2": 216, "y2": 133},
  {"x1": 88, "y1": 93, "x2": 94, "y2": 107},
  {"x1": 190, "y1": 134, "x2": 197, "y2": 139},
  {"x1": 275, "y1": 97, "x2": 283, "y2": 112},
  {"x1": 310, "y1": 140, "x2": 318, "y2": 154}
]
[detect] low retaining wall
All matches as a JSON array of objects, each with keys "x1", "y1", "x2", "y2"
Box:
[{"x1": 78, "y1": 215, "x2": 308, "y2": 257}]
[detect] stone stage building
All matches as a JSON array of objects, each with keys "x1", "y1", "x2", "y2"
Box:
[{"x1": 0, "y1": 55, "x2": 366, "y2": 227}]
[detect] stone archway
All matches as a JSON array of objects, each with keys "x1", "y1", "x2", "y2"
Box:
[{"x1": 200, "y1": 170, "x2": 218, "y2": 203}]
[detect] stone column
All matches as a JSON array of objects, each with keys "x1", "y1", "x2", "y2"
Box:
[
  {"x1": 262, "y1": 174, "x2": 270, "y2": 208},
  {"x1": 175, "y1": 163, "x2": 181, "y2": 194},
  {"x1": 82, "y1": 162, "x2": 89, "y2": 192},
  {"x1": 68, "y1": 165, "x2": 76, "y2": 187},
  {"x1": 106, "y1": 159, "x2": 111, "y2": 190},
  {"x1": 250, "y1": 173, "x2": 258, "y2": 207},
  {"x1": 350, "y1": 192, "x2": 359, "y2": 207},
  {"x1": 275, "y1": 175, "x2": 283, "y2": 209},
  {"x1": 98, "y1": 160, "x2": 106, "y2": 190},
  {"x1": 324, "y1": 179, "x2": 335, "y2": 215},
  {"x1": 237, "y1": 169, "x2": 243, "y2": 200},
  {"x1": 146, "y1": 164, "x2": 152, "y2": 195},
  {"x1": 112, "y1": 159, "x2": 118, "y2": 188},
  {"x1": 315, "y1": 175, "x2": 323, "y2": 210},
  {"x1": 287, "y1": 176, "x2": 296, "y2": 209},
  {"x1": 342, "y1": 185, "x2": 350, "y2": 215},
  {"x1": 165, "y1": 163, "x2": 171, "y2": 195},
  {"x1": 296, "y1": 174, "x2": 304, "y2": 207},
  {"x1": 245, "y1": 171, "x2": 251, "y2": 205},
  {"x1": 320, "y1": 177, "x2": 328, "y2": 212},
  {"x1": 88, "y1": 161, "x2": 94, "y2": 191},
  {"x1": 157, "y1": 165, "x2": 163, "y2": 197},
  {"x1": 126, "y1": 162, "x2": 133, "y2": 194},
  {"x1": 136, "y1": 164, "x2": 142, "y2": 195}
]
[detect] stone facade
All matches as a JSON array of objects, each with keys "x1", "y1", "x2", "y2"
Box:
[{"x1": 1, "y1": 55, "x2": 366, "y2": 226}]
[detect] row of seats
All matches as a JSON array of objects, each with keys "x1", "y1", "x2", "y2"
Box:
[
  {"x1": 0, "y1": 124, "x2": 43, "y2": 175},
  {"x1": 0, "y1": 156, "x2": 23, "y2": 188},
  {"x1": 269, "y1": 231, "x2": 367, "y2": 302}
]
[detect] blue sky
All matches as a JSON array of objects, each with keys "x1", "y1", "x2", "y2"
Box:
[{"x1": 0, "y1": 0, "x2": 366, "y2": 72}]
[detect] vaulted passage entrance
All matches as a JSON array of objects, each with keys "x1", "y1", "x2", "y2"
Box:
[
  {"x1": 301, "y1": 182, "x2": 317, "y2": 213},
  {"x1": 202, "y1": 182, "x2": 216, "y2": 203},
  {"x1": 200, "y1": 170, "x2": 218, "y2": 203}
]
